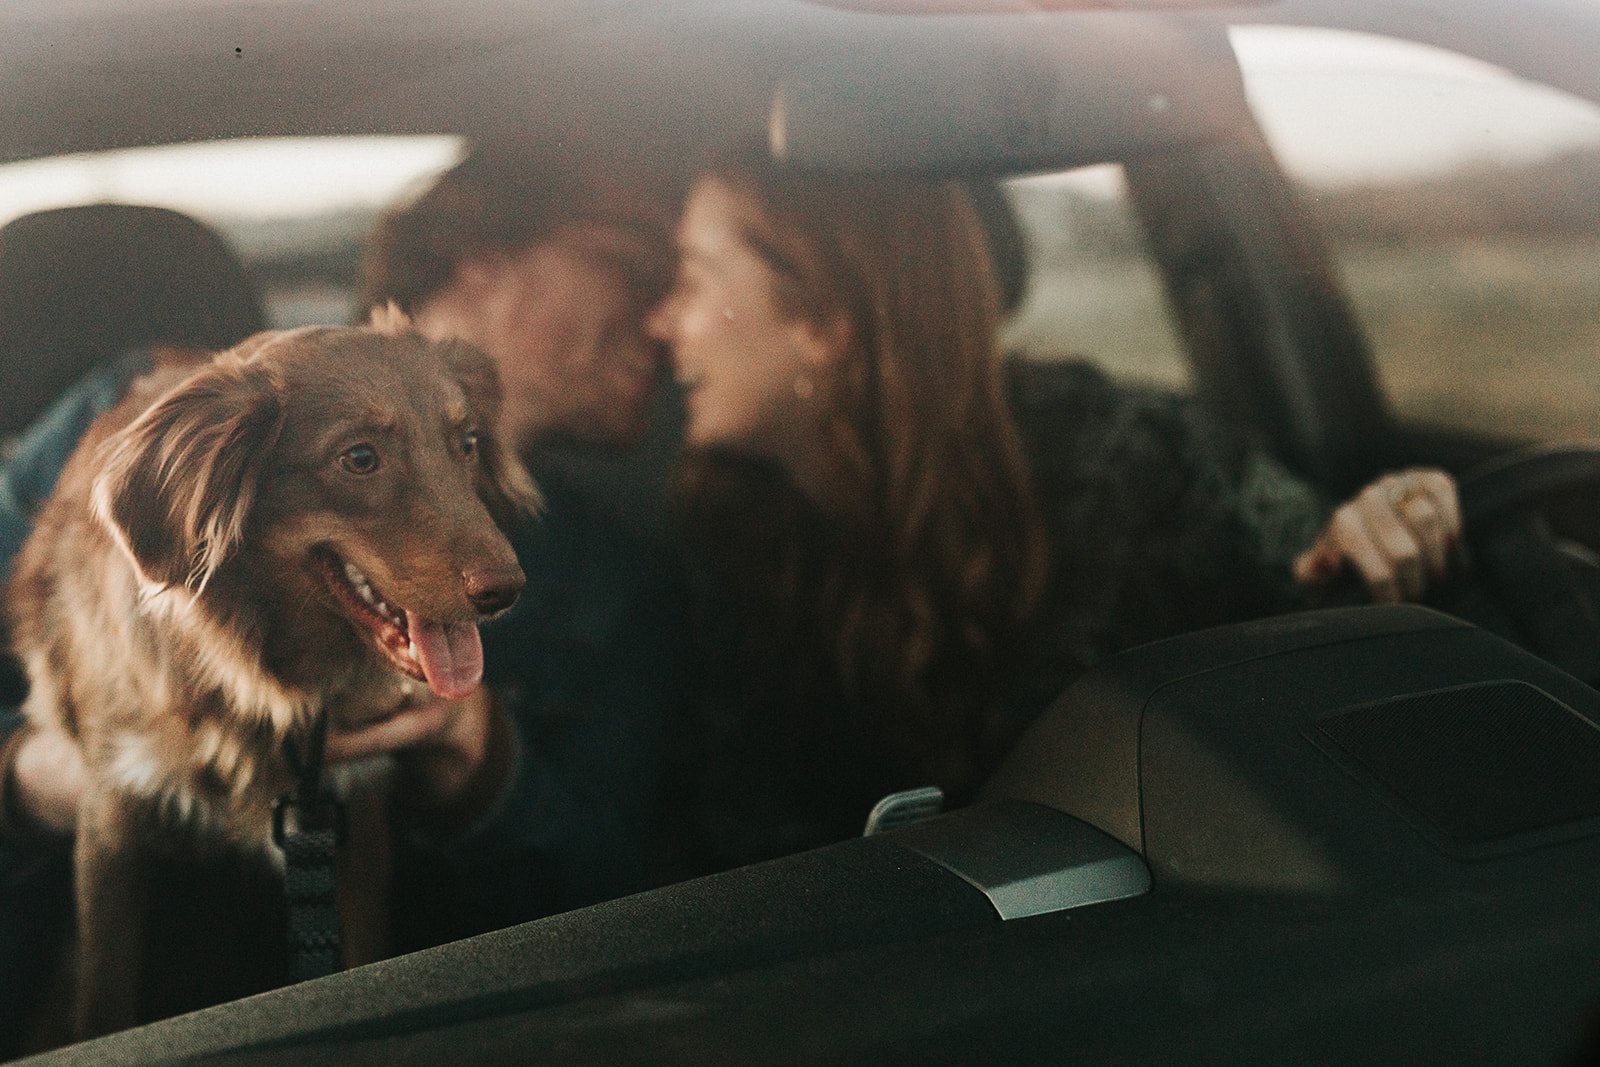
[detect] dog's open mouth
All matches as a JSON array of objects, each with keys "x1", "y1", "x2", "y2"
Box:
[{"x1": 314, "y1": 549, "x2": 484, "y2": 700}]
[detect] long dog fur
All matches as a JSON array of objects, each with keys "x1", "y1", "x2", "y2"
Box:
[{"x1": 7, "y1": 317, "x2": 538, "y2": 1038}]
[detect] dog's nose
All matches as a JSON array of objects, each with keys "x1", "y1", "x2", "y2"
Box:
[{"x1": 465, "y1": 568, "x2": 524, "y2": 616}]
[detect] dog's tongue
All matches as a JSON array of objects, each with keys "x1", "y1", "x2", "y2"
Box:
[{"x1": 407, "y1": 613, "x2": 483, "y2": 700}]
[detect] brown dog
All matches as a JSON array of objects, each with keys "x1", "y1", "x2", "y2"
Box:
[{"x1": 7, "y1": 315, "x2": 537, "y2": 1039}]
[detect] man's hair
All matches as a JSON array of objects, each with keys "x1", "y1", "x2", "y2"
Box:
[{"x1": 358, "y1": 147, "x2": 604, "y2": 316}]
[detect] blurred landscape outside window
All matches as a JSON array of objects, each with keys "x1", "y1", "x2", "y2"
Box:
[
  {"x1": 1003, "y1": 164, "x2": 1190, "y2": 390},
  {"x1": 1232, "y1": 26, "x2": 1600, "y2": 442}
]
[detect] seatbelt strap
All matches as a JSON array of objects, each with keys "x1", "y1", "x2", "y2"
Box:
[{"x1": 275, "y1": 710, "x2": 345, "y2": 982}]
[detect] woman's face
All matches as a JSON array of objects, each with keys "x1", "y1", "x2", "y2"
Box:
[{"x1": 647, "y1": 176, "x2": 834, "y2": 466}]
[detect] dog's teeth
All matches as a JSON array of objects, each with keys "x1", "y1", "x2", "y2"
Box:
[
  {"x1": 407, "y1": 639, "x2": 418, "y2": 661},
  {"x1": 357, "y1": 584, "x2": 376, "y2": 606},
  {"x1": 344, "y1": 562, "x2": 363, "y2": 584}
]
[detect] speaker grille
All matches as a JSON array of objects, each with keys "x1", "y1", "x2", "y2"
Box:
[{"x1": 1313, "y1": 681, "x2": 1600, "y2": 848}]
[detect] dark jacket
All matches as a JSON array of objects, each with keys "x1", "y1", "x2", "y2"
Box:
[
  {"x1": 668, "y1": 360, "x2": 1329, "y2": 874},
  {"x1": 393, "y1": 465, "x2": 687, "y2": 948}
]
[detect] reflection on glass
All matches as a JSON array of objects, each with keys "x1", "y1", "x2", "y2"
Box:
[{"x1": 1003, "y1": 164, "x2": 1188, "y2": 390}]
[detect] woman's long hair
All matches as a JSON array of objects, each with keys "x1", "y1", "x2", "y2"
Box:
[{"x1": 679, "y1": 167, "x2": 1048, "y2": 798}]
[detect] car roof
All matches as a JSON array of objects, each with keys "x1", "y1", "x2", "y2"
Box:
[{"x1": 4, "y1": 0, "x2": 1597, "y2": 175}]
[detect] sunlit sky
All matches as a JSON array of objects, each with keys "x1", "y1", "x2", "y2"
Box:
[
  {"x1": 2, "y1": 25, "x2": 1599, "y2": 222},
  {"x1": 1023, "y1": 26, "x2": 1600, "y2": 199},
  {"x1": 1232, "y1": 25, "x2": 1600, "y2": 185},
  {"x1": 0, "y1": 137, "x2": 463, "y2": 229}
]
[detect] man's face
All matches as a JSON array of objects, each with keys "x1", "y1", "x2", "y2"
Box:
[{"x1": 430, "y1": 219, "x2": 670, "y2": 455}]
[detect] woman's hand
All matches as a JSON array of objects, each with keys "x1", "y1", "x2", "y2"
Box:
[
  {"x1": 1293, "y1": 468, "x2": 1462, "y2": 603},
  {"x1": 325, "y1": 686, "x2": 512, "y2": 833}
]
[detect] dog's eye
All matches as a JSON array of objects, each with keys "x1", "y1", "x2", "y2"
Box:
[
  {"x1": 460, "y1": 429, "x2": 480, "y2": 458},
  {"x1": 339, "y1": 444, "x2": 380, "y2": 475}
]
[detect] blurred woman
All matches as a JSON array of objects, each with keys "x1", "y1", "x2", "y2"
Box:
[{"x1": 646, "y1": 165, "x2": 1458, "y2": 867}]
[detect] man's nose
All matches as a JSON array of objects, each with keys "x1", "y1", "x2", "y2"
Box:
[{"x1": 643, "y1": 293, "x2": 676, "y2": 342}]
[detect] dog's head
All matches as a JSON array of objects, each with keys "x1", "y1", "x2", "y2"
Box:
[{"x1": 91, "y1": 318, "x2": 539, "y2": 701}]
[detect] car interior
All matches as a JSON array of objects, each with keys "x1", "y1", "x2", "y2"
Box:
[{"x1": 4, "y1": 0, "x2": 1600, "y2": 1062}]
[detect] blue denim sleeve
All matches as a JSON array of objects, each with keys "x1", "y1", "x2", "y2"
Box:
[
  {"x1": 0, "y1": 488, "x2": 30, "y2": 590},
  {"x1": 0, "y1": 352, "x2": 148, "y2": 583}
]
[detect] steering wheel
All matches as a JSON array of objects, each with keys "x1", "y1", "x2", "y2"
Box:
[
  {"x1": 1458, "y1": 443, "x2": 1600, "y2": 528},
  {"x1": 1450, "y1": 442, "x2": 1600, "y2": 686}
]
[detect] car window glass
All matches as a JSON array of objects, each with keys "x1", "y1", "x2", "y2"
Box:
[
  {"x1": 1003, "y1": 164, "x2": 1189, "y2": 391},
  {"x1": 1231, "y1": 26, "x2": 1600, "y2": 442},
  {"x1": 0, "y1": 136, "x2": 462, "y2": 329}
]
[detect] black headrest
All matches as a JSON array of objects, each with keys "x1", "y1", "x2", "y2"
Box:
[{"x1": 0, "y1": 203, "x2": 266, "y2": 438}]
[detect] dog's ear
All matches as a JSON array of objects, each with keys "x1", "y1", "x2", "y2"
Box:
[
  {"x1": 442, "y1": 340, "x2": 543, "y2": 526},
  {"x1": 91, "y1": 352, "x2": 286, "y2": 591}
]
